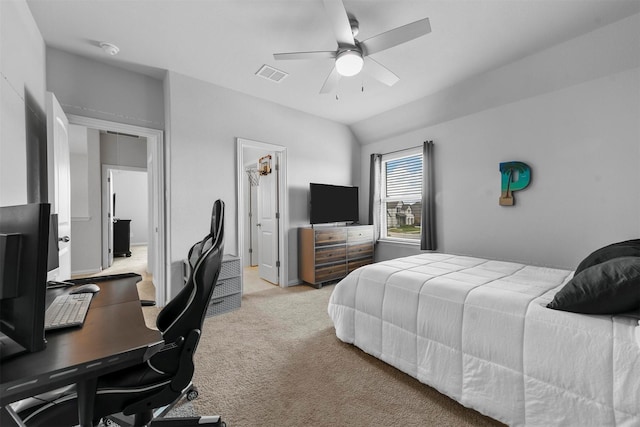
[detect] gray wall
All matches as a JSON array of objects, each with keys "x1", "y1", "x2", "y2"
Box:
[
  {"x1": 70, "y1": 127, "x2": 102, "y2": 275},
  {"x1": 165, "y1": 72, "x2": 361, "y2": 296},
  {"x1": 0, "y1": 0, "x2": 46, "y2": 206},
  {"x1": 46, "y1": 48, "x2": 165, "y2": 130},
  {"x1": 100, "y1": 133, "x2": 147, "y2": 169},
  {"x1": 360, "y1": 15, "x2": 640, "y2": 270}
]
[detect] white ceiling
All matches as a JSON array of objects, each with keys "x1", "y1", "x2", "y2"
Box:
[{"x1": 26, "y1": 0, "x2": 640, "y2": 125}]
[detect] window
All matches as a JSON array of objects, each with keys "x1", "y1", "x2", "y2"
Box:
[{"x1": 381, "y1": 148, "x2": 422, "y2": 242}]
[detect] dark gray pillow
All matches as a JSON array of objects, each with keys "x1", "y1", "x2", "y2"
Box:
[
  {"x1": 574, "y1": 239, "x2": 640, "y2": 275},
  {"x1": 548, "y1": 256, "x2": 640, "y2": 314}
]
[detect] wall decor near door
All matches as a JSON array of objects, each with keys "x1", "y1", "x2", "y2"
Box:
[
  {"x1": 259, "y1": 154, "x2": 272, "y2": 175},
  {"x1": 499, "y1": 161, "x2": 531, "y2": 206}
]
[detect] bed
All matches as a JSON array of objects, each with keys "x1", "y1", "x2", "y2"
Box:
[{"x1": 327, "y1": 252, "x2": 640, "y2": 427}]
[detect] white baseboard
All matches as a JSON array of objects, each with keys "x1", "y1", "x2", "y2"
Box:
[{"x1": 287, "y1": 279, "x2": 303, "y2": 287}]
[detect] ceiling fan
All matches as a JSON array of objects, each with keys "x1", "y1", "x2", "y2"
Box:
[{"x1": 273, "y1": 0, "x2": 431, "y2": 94}]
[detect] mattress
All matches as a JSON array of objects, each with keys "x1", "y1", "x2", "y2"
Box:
[{"x1": 327, "y1": 253, "x2": 640, "y2": 426}]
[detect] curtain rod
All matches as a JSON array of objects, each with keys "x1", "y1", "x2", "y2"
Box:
[{"x1": 380, "y1": 142, "x2": 429, "y2": 157}]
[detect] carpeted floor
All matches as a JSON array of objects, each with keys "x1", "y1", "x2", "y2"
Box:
[
  {"x1": 192, "y1": 284, "x2": 505, "y2": 427},
  {"x1": 84, "y1": 249, "x2": 504, "y2": 426}
]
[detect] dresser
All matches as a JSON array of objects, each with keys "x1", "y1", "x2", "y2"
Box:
[
  {"x1": 113, "y1": 219, "x2": 131, "y2": 257},
  {"x1": 299, "y1": 225, "x2": 374, "y2": 288},
  {"x1": 183, "y1": 254, "x2": 242, "y2": 316}
]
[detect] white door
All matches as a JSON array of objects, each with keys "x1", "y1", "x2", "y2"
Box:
[
  {"x1": 257, "y1": 154, "x2": 279, "y2": 284},
  {"x1": 108, "y1": 170, "x2": 115, "y2": 267},
  {"x1": 46, "y1": 92, "x2": 71, "y2": 280},
  {"x1": 249, "y1": 185, "x2": 259, "y2": 266}
]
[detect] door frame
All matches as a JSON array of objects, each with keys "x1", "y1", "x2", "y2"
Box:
[
  {"x1": 237, "y1": 138, "x2": 288, "y2": 287},
  {"x1": 67, "y1": 115, "x2": 167, "y2": 306}
]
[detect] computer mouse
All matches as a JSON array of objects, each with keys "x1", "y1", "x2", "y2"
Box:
[{"x1": 69, "y1": 283, "x2": 100, "y2": 294}]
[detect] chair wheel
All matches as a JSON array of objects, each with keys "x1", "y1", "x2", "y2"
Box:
[{"x1": 186, "y1": 389, "x2": 199, "y2": 401}]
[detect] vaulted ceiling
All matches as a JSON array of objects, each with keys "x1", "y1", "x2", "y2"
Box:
[{"x1": 27, "y1": 0, "x2": 640, "y2": 125}]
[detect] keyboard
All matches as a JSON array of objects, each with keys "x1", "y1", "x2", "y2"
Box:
[{"x1": 44, "y1": 293, "x2": 93, "y2": 330}]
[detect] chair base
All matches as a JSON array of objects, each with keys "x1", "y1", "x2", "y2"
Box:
[
  {"x1": 102, "y1": 384, "x2": 224, "y2": 427},
  {"x1": 104, "y1": 414, "x2": 225, "y2": 427}
]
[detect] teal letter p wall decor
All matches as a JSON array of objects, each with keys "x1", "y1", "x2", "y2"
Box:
[{"x1": 499, "y1": 161, "x2": 531, "y2": 206}]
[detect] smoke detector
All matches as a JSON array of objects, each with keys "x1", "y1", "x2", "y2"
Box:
[{"x1": 100, "y1": 42, "x2": 119, "y2": 56}]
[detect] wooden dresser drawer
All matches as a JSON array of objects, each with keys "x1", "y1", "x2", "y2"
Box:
[
  {"x1": 315, "y1": 245, "x2": 346, "y2": 265},
  {"x1": 314, "y1": 229, "x2": 347, "y2": 246},
  {"x1": 347, "y1": 242, "x2": 373, "y2": 259},
  {"x1": 348, "y1": 227, "x2": 373, "y2": 242},
  {"x1": 315, "y1": 263, "x2": 347, "y2": 282}
]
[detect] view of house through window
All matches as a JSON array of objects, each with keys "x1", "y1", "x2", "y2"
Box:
[{"x1": 381, "y1": 150, "x2": 422, "y2": 241}]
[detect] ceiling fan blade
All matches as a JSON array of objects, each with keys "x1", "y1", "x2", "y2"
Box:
[
  {"x1": 322, "y1": 0, "x2": 355, "y2": 47},
  {"x1": 273, "y1": 51, "x2": 337, "y2": 61},
  {"x1": 361, "y1": 18, "x2": 431, "y2": 56},
  {"x1": 319, "y1": 66, "x2": 341, "y2": 94},
  {"x1": 364, "y1": 57, "x2": 399, "y2": 87}
]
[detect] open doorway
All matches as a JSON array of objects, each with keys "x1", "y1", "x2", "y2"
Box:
[
  {"x1": 103, "y1": 165, "x2": 148, "y2": 263},
  {"x1": 66, "y1": 115, "x2": 167, "y2": 306},
  {"x1": 237, "y1": 138, "x2": 288, "y2": 292}
]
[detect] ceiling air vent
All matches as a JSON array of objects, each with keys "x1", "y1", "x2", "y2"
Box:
[{"x1": 255, "y1": 64, "x2": 288, "y2": 83}]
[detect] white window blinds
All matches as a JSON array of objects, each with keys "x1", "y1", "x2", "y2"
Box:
[{"x1": 385, "y1": 154, "x2": 422, "y2": 199}]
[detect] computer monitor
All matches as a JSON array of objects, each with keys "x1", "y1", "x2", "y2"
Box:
[
  {"x1": 0, "y1": 203, "x2": 50, "y2": 360},
  {"x1": 46, "y1": 213, "x2": 60, "y2": 281}
]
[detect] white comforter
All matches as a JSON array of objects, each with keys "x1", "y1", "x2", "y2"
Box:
[{"x1": 327, "y1": 253, "x2": 640, "y2": 427}]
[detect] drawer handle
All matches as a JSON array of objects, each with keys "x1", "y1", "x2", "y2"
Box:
[{"x1": 211, "y1": 297, "x2": 225, "y2": 305}]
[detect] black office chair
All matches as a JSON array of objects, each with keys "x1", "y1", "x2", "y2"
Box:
[{"x1": 16, "y1": 200, "x2": 227, "y2": 427}]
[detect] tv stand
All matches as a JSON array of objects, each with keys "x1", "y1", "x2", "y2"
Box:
[{"x1": 299, "y1": 225, "x2": 374, "y2": 288}]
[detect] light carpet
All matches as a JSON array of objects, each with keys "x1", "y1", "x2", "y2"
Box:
[{"x1": 189, "y1": 284, "x2": 504, "y2": 427}]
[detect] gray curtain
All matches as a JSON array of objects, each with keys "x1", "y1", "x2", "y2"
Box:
[
  {"x1": 369, "y1": 153, "x2": 382, "y2": 241},
  {"x1": 421, "y1": 141, "x2": 436, "y2": 250}
]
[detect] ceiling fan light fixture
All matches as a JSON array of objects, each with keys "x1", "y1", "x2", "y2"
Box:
[{"x1": 335, "y1": 50, "x2": 363, "y2": 77}]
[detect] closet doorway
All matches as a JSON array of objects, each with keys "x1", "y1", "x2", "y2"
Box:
[{"x1": 237, "y1": 138, "x2": 288, "y2": 289}]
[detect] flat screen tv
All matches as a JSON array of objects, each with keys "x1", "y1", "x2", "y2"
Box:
[{"x1": 309, "y1": 183, "x2": 359, "y2": 225}]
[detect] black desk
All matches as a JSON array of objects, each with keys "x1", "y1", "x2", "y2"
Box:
[{"x1": 0, "y1": 275, "x2": 163, "y2": 426}]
